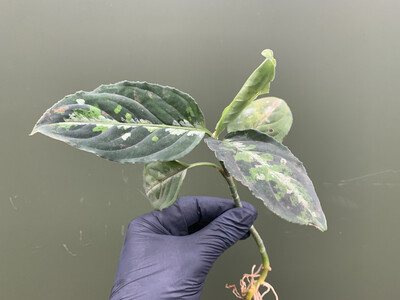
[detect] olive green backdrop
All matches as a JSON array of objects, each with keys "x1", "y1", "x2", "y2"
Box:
[{"x1": 1, "y1": 1, "x2": 399, "y2": 299}]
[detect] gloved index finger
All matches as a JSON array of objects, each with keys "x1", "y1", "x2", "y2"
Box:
[{"x1": 154, "y1": 196, "x2": 254, "y2": 236}]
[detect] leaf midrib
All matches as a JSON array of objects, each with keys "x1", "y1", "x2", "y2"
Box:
[
  {"x1": 145, "y1": 168, "x2": 187, "y2": 196},
  {"x1": 33, "y1": 121, "x2": 210, "y2": 134}
]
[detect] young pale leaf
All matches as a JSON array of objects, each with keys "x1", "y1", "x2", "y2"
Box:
[
  {"x1": 227, "y1": 97, "x2": 293, "y2": 142},
  {"x1": 205, "y1": 130, "x2": 327, "y2": 231},
  {"x1": 143, "y1": 161, "x2": 188, "y2": 210},
  {"x1": 214, "y1": 49, "x2": 276, "y2": 137},
  {"x1": 31, "y1": 81, "x2": 208, "y2": 163}
]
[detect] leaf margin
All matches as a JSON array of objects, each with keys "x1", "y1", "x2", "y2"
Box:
[
  {"x1": 205, "y1": 129, "x2": 327, "y2": 231},
  {"x1": 226, "y1": 97, "x2": 293, "y2": 142}
]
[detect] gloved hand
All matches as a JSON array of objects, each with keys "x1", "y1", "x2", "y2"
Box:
[{"x1": 110, "y1": 196, "x2": 257, "y2": 300}]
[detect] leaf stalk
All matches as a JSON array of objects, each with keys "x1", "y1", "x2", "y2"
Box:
[{"x1": 186, "y1": 162, "x2": 220, "y2": 170}]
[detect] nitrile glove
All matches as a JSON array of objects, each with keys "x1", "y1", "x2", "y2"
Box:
[{"x1": 109, "y1": 196, "x2": 258, "y2": 300}]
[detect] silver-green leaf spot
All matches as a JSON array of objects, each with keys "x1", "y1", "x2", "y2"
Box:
[
  {"x1": 143, "y1": 161, "x2": 188, "y2": 210},
  {"x1": 227, "y1": 97, "x2": 293, "y2": 142},
  {"x1": 205, "y1": 130, "x2": 327, "y2": 231},
  {"x1": 31, "y1": 81, "x2": 208, "y2": 163}
]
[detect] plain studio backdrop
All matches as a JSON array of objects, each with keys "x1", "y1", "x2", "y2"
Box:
[{"x1": 1, "y1": 1, "x2": 399, "y2": 299}]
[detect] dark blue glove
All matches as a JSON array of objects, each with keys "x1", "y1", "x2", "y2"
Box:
[{"x1": 110, "y1": 196, "x2": 257, "y2": 300}]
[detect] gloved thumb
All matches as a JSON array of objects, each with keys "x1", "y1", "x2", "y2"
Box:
[{"x1": 196, "y1": 206, "x2": 258, "y2": 254}]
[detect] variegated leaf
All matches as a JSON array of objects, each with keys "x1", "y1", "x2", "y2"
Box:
[
  {"x1": 227, "y1": 97, "x2": 293, "y2": 142},
  {"x1": 31, "y1": 81, "x2": 208, "y2": 163},
  {"x1": 143, "y1": 161, "x2": 188, "y2": 210},
  {"x1": 214, "y1": 49, "x2": 276, "y2": 137},
  {"x1": 205, "y1": 130, "x2": 327, "y2": 231}
]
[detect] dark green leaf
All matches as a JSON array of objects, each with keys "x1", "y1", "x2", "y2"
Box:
[
  {"x1": 214, "y1": 49, "x2": 276, "y2": 137},
  {"x1": 227, "y1": 97, "x2": 293, "y2": 142},
  {"x1": 31, "y1": 81, "x2": 208, "y2": 163},
  {"x1": 143, "y1": 161, "x2": 188, "y2": 210},
  {"x1": 205, "y1": 130, "x2": 327, "y2": 231}
]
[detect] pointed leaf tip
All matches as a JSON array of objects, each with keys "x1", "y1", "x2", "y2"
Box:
[
  {"x1": 309, "y1": 221, "x2": 327, "y2": 232},
  {"x1": 261, "y1": 49, "x2": 274, "y2": 58}
]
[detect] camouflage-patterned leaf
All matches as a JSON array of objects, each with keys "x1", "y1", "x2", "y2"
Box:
[
  {"x1": 214, "y1": 49, "x2": 276, "y2": 137},
  {"x1": 205, "y1": 130, "x2": 327, "y2": 231},
  {"x1": 227, "y1": 97, "x2": 293, "y2": 142},
  {"x1": 143, "y1": 161, "x2": 188, "y2": 210},
  {"x1": 31, "y1": 81, "x2": 208, "y2": 163}
]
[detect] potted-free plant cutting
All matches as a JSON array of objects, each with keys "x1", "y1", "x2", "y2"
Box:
[{"x1": 31, "y1": 49, "x2": 327, "y2": 299}]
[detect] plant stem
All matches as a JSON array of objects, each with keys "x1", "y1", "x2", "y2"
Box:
[
  {"x1": 219, "y1": 162, "x2": 270, "y2": 300},
  {"x1": 187, "y1": 162, "x2": 220, "y2": 169},
  {"x1": 204, "y1": 128, "x2": 214, "y2": 137}
]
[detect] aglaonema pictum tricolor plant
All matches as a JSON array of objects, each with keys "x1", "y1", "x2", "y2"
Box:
[{"x1": 31, "y1": 49, "x2": 327, "y2": 299}]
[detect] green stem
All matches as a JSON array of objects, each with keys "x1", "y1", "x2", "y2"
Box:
[
  {"x1": 186, "y1": 161, "x2": 220, "y2": 169},
  {"x1": 219, "y1": 162, "x2": 270, "y2": 300},
  {"x1": 204, "y1": 128, "x2": 214, "y2": 137}
]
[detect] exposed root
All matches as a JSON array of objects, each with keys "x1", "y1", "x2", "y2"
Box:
[{"x1": 225, "y1": 265, "x2": 278, "y2": 300}]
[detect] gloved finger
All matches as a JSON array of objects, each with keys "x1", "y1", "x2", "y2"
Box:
[
  {"x1": 186, "y1": 199, "x2": 256, "y2": 236},
  {"x1": 153, "y1": 196, "x2": 254, "y2": 236},
  {"x1": 196, "y1": 206, "x2": 258, "y2": 254},
  {"x1": 241, "y1": 231, "x2": 251, "y2": 240}
]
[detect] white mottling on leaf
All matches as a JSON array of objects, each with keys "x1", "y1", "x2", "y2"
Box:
[
  {"x1": 145, "y1": 127, "x2": 158, "y2": 132},
  {"x1": 76, "y1": 99, "x2": 85, "y2": 105},
  {"x1": 187, "y1": 131, "x2": 203, "y2": 137},
  {"x1": 179, "y1": 120, "x2": 192, "y2": 127},
  {"x1": 232, "y1": 142, "x2": 246, "y2": 149},
  {"x1": 166, "y1": 128, "x2": 186, "y2": 135},
  {"x1": 255, "y1": 173, "x2": 266, "y2": 180},
  {"x1": 121, "y1": 132, "x2": 131, "y2": 141},
  {"x1": 243, "y1": 107, "x2": 254, "y2": 118},
  {"x1": 67, "y1": 112, "x2": 108, "y2": 123},
  {"x1": 270, "y1": 171, "x2": 311, "y2": 211}
]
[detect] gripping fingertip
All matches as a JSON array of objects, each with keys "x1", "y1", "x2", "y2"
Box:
[{"x1": 242, "y1": 207, "x2": 258, "y2": 224}]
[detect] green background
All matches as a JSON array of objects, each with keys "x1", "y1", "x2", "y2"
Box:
[{"x1": 1, "y1": 1, "x2": 399, "y2": 299}]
